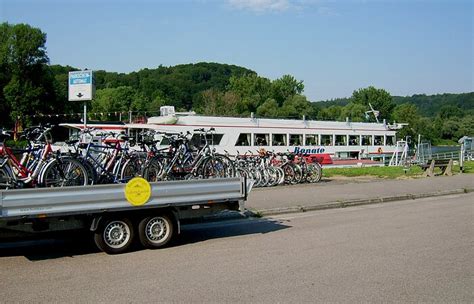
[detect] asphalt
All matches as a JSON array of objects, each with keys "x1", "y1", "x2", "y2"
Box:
[
  {"x1": 1, "y1": 194, "x2": 472, "y2": 302},
  {"x1": 245, "y1": 173, "x2": 474, "y2": 216}
]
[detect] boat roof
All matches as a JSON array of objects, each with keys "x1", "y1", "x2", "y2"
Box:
[
  {"x1": 128, "y1": 115, "x2": 402, "y2": 131},
  {"x1": 59, "y1": 121, "x2": 125, "y2": 130}
]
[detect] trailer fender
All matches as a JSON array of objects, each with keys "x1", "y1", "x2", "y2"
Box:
[
  {"x1": 90, "y1": 216, "x2": 103, "y2": 232},
  {"x1": 170, "y1": 210, "x2": 181, "y2": 235}
]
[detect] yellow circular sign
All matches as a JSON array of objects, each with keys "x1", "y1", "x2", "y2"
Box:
[{"x1": 124, "y1": 177, "x2": 151, "y2": 206}]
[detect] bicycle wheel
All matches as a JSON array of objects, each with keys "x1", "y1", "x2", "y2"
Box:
[
  {"x1": 306, "y1": 163, "x2": 322, "y2": 183},
  {"x1": 121, "y1": 156, "x2": 143, "y2": 182},
  {"x1": 250, "y1": 167, "x2": 263, "y2": 187},
  {"x1": 236, "y1": 167, "x2": 251, "y2": 179},
  {"x1": 66, "y1": 156, "x2": 96, "y2": 185},
  {"x1": 281, "y1": 164, "x2": 296, "y2": 184},
  {"x1": 201, "y1": 157, "x2": 226, "y2": 178},
  {"x1": 265, "y1": 167, "x2": 279, "y2": 187},
  {"x1": 292, "y1": 164, "x2": 304, "y2": 184},
  {"x1": 217, "y1": 155, "x2": 236, "y2": 177},
  {"x1": 272, "y1": 166, "x2": 285, "y2": 186},
  {"x1": 40, "y1": 158, "x2": 88, "y2": 187},
  {"x1": 0, "y1": 165, "x2": 14, "y2": 189},
  {"x1": 142, "y1": 158, "x2": 164, "y2": 182}
]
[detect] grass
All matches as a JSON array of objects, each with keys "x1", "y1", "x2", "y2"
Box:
[
  {"x1": 460, "y1": 160, "x2": 474, "y2": 174},
  {"x1": 323, "y1": 161, "x2": 474, "y2": 179}
]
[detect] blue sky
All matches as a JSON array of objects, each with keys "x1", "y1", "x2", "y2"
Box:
[{"x1": 1, "y1": 0, "x2": 472, "y2": 101}]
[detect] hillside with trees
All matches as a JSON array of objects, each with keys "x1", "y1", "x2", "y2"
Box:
[{"x1": 1, "y1": 22, "x2": 473, "y2": 145}]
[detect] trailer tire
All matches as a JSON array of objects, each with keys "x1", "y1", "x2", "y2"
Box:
[
  {"x1": 94, "y1": 218, "x2": 134, "y2": 254},
  {"x1": 138, "y1": 215, "x2": 174, "y2": 249}
]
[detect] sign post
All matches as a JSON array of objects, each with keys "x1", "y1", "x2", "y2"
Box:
[{"x1": 68, "y1": 70, "x2": 95, "y2": 128}]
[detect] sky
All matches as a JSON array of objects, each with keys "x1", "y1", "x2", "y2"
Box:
[{"x1": 1, "y1": 0, "x2": 473, "y2": 101}]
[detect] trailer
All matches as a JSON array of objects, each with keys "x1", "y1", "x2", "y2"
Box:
[{"x1": 0, "y1": 177, "x2": 252, "y2": 254}]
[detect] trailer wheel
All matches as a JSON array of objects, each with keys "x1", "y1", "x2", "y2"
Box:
[
  {"x1": 94, "y1": 218, "x2": 134, "y2": 254},
  {"x1": 138, "y1": 215, "x2": 174, "y2": 249}
]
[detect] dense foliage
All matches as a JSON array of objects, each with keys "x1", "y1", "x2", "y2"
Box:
[
  {"x1": 1, "y1": 22, "x2": 473, "y2": 145},
  {"x1": 317, "y1": 92, "x2": 474, "y2": 144}
]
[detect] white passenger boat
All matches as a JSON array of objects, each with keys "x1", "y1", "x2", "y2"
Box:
[{"x1": 125, "y1": 106, "x2": 404, "y2": 164}]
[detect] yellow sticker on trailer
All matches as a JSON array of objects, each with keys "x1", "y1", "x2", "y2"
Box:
[{"x1": 124, "y1": 177, "x2": 152, "y2": 206}]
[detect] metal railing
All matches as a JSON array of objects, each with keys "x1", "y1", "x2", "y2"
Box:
[{"x1": 431, "y1": 149, "x2": 473, "y2": 161}]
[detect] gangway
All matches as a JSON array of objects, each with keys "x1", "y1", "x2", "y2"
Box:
[
  {"x1": 415, "y1": 141, "x2": 432, "y2": 165},
  {"x1": 389, "y1": 140, "x2": 409, "y2": 166}
]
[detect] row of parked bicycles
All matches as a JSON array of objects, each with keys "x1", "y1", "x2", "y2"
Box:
[{"x1": 0, "y1": 125, "x2": 322, "y2": 190}]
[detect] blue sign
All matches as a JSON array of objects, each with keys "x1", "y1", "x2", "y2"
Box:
[
  {"x1": 69, "y1": 72, "x2": 92, "y2": 85},
  {"x1": 68, "y1": 70, "x2": 95, "y2": 101}
]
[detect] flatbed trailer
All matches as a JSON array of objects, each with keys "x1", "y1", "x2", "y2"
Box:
[{"x1": 0, "y1": 177, "x2": 252, "y2": 254}]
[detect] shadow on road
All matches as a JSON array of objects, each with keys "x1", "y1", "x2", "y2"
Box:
[
  {"x1": 0, "y1": 217, "x2": 290, "y2": 261},
  {"x1": 176, "y1": 217, "x2": 290, "y2": 246},
  {"x1": 0, "y1": 230, "x2": 99, "y2": 261}
]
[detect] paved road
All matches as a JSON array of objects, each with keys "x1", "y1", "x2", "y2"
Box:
[
  {"x1": 1, "y1": 193, "x2": 473, "y2": 303},
  {"x1": 247, "y1": 174, "x2": 474, "y2": 212}
]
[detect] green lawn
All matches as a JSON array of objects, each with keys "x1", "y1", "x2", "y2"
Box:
[
  {"x1": 460, "y1": 160, "x2": 474, "y2": 174},
  {"x1": 323, "y1": 161, "x2": 474, "y2": 179}
]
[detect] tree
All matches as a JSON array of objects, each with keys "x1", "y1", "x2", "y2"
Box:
[
  {"x1": 438, "y1": 105, "x2": 463, "y2": 119},
  {"x1": 391, "y1": 103, "x2": 422, "y2": 139},
  {"x1": 91, "y1": 86, "x2": 138, "y2": 120},
  {"x1": 0, "y1": 23, "x2": 52, "y2": 126},
  {"x1": 318, "y1": 105, "x2": 343, "y2": 121},
  {"x1": 278, "y1": 95, "x2": 314, "y2": 119},
  {"x1": 340, "y1": 103, "x2": 367, "y2": 122},
  {"x1": 352, "y1": 86, "x2": 395, "y2": 121},
  {"x1": 256, "y1": 99, "x2": 279, "y2": 118},
  {"x1": 227, "y1": 74, "x2": 272, "y2": 113},
  {"x1": 195, "y1": 89, "x2": 241, "y2": 116},
  {"x1": 271, "y1": 75, "x2": 304, "y2": 106}
]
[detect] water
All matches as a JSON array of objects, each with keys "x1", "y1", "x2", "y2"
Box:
[{"x1": 431, "y1": 146, "x2": 459, "y2": 154}]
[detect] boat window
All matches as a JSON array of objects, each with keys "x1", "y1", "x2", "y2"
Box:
[
  {"x1": 361, "y1": 135, "x2": 372, "y2": 145},
  {"x1": 386, "y1": 135, "x2": 395, "y2": 146},
  {"x1": 254, "y1": 133, "x2": 269, "y2": 146},
  {"x1": 320, "y1": 135, "x2": 333, "y2": 146},
  {"x1": 374, "y1": 135, "x2": 384, "y2": 145},
  {"x1": 191, "y1": 134, "x2": 224, "y2": 147},
  {"x1": 305, "y1": 134, "x2": 318, "y2": 145},
  {"x1": 235, "y1": 133, "x2": 251, "y2": 146},
  {"x1": 272, "y1": 134, "x2": 287, "y2": 146},
  {"x1": 349, "y1": 135, "x2": 359, "y2": 146},
  {"x1": 289, "y1": 134, "x2": 303, "y2": 146},
  {"x1": 335, "y1": 135, "x2": 347, "y2": 146}
]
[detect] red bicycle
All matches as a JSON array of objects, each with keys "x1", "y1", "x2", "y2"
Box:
[{"x1": 0, "y1": 126, "x2": 88, "y2": 189}]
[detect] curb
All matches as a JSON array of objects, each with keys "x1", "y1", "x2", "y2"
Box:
[{"x1": 250, "y1": 187, "x2": 474, "y2": 217}]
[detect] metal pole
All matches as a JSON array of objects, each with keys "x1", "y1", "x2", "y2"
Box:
[{"x1": 84, "y1": 102, "x2": 87, "y2": 128}]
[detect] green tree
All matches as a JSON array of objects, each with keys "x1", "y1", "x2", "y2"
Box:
[
  {"x1": 352, "y1": 86, "x2": 395, "y2": 121},
  {"x1": 256, "y1": 98, "x2": 279, "y2": 118},
  {"x1": 438, "y1": 105, "x2": 463, "y2": 119},
  {"x1": 91, "y1": 86, "x2": 138, "y2": 120},
  {"x1": 227, "y1": 74, "x2": 272, "y2": 113},
  {"x1": 391, "y1": 103, "x2": 422, "y2": 139},
  {"x1": 318, "y1": 105, "x2": 343, "y2": 120},
  {"x1": 278, "y1": 95, "x2": 314, "y2": 119},
  {"x1": 340, "y1": 103, "x2": 367, "y2": 122},
  {"x1": 455, "y1": 115, "x2": 474, "y2": 139},
  {"x1": 271, "y1": 75, "x2": 304, "y2": 106},
  {"x1": 195, "y1": 89, "x2": 241, "y2": 116},
  {"x1": 0, "y1": 23, "x2": 53, "y2": 126}
]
